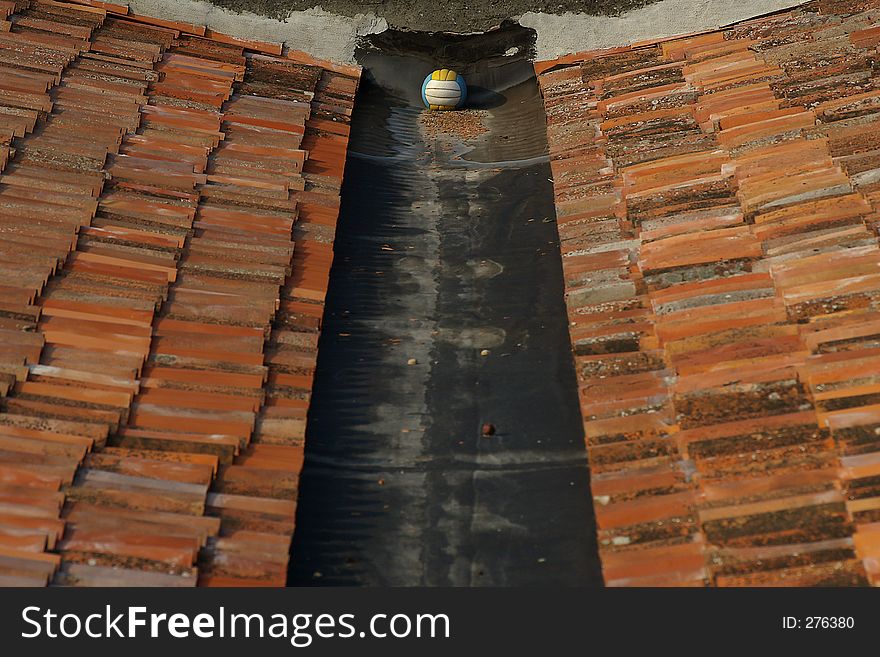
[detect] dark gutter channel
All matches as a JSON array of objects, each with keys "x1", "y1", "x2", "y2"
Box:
[{"x1": 289, "y1": 24, "x2": 602, "y2": 586}]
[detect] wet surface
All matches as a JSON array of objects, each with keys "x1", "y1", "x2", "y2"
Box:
[{"x1": 289, "y1": 25, "x2": 602, "y2": 586}]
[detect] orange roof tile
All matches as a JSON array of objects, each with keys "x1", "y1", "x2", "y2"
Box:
[
  {"x1": 537, "y1": 0, "x2": 880, "y2": 587},
  {"x1": 0, "y1": 0, "x2": 360, "y2": 586}
]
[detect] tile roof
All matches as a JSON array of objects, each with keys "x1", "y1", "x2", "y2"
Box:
[
  {"x1": 537, "y1": 0, "x2": 880, "y2": 586},
  {"x1": 0, "y1": 0, "x2": 359, "y2": 586}
]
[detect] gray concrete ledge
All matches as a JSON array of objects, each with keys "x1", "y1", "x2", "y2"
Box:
[{"x1": 126, "y1": 0, "x2": 808, "y2": 63}]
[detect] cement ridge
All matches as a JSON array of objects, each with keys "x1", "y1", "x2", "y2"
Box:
[{"x1": 127, "y1": 0, "x2": 810, "y2": 63}]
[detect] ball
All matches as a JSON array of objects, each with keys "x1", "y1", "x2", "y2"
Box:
[{"x1": 422, "y1": 69, "x2": 467, "y2": 111}]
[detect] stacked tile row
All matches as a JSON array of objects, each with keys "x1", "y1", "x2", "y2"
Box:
[
  {"x1": 0, "y1": 0, "x2": 121, "y2": 587},
  {"x1": 0, "y1": 0, "x2": 360, "y2": 586},
  {"x1": 537, "y1": 0, "x2": 880, "y2": 586},
  {"x1": 172, "y1": 53, "x2": 316, "y2": 587},
  {"x1": 195, "y1": 67, "x2": 359, "y2": 586},
  {"x1": 55, "y1": 22, "x2": 236, "y2": 587}
]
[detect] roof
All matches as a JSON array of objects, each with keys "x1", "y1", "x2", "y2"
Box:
[
  {"x1": 0, "y1": 0, "x2": 359, "y2": 586},
  {"x1": 537, "y1": 0, "x2": 880, "y2": 586}
]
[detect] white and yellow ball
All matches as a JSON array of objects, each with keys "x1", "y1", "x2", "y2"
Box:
[{"x1": 422, "y1": 69, "x2": 467, "y2": 111}]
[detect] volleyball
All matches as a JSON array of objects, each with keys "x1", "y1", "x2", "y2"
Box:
[{"x1": 421, "y1": 69, "x2": 467, "y2": 110}]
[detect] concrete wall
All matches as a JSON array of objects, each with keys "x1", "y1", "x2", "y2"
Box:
[
  {"x1": 126, "y1": 0, "x2": 809, "y2": 63},
  {"x1": 522, "y1": 0, "x2": 810, "y2": 60},
  {"x1": 125, "y1": 0, "x2": 387, "y2": 62}
]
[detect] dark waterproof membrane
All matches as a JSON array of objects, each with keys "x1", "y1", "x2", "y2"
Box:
[{"x1": 289, "y1": 24, "x2": 602, "y2": 586}]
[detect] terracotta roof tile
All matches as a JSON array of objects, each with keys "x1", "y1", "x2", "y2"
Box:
[
  {"x1": 538, "y1": 0, "x2": 880, "y2": 586},
  {"x1": 0, "y1": 0, "x2": 360, "y2": 586}
]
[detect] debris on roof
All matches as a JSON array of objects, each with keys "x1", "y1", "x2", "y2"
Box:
[
  {"x1": 0, "y1": 0, "x2": 359, "y2": 586},
  {"x1": 537, "y1": 0, "x2": 880, "y2": 587}
]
